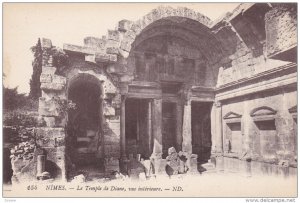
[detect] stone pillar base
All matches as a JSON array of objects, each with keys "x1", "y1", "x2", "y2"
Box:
[
  {"x1": 189, "y1": 154, "x2": 198, "y2": 174},
  {"x1": 150, "y1": 153, "x2": 164, "y2": 175},
  {"x1": 105, "y1": 157, "x2": 120, "y2": 174},
  {"x1": 119, "y1": 157, "x2": 129, "y2": 175}
]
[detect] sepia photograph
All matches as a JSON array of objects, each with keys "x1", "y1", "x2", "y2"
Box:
[{"x1": 2, "y1": 2, "x2": 298, "y2": 199}]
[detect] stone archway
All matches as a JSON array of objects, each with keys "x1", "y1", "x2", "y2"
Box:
[{"x1": 66, "y1": 73, "x2": 104, "y2": 174}]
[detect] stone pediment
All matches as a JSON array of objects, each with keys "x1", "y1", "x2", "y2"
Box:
[
  {"x1": 250, "y1": 106, "x2": 277, "y2": 117},
  {"x1": 250, "y1": 106, "x2": 277, "y2": 121},
  {"x1": 223, "y1": 111, "x2": 242, "y2": 119}
]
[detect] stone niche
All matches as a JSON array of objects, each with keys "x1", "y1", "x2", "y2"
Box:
[
  {"x1": 223, "y1": 111, "x2": 243, "y2": 157},
  {"x1": 249, "y1": 106, "x2": 278, "y2": 163}
]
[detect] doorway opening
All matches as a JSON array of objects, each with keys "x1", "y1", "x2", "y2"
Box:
[
  {"x1": 191, "y1": 102, "x2": 212, "y2": 163},
  {"x1": 67, "y1": 75, "x2": 103, "y2": 177},
  {"x1": 125, "y1": 98, "x2": 152, "y2": 159},
  {"x1": 162, "y1": 102, "x2": 177, "y2": 158}
]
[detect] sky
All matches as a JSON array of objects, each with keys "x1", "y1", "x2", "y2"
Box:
[{"x1": 3, "y1": 3, "x2": 239, "y2": 94}]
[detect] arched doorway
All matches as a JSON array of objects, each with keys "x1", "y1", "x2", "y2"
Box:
[
  {"x1": 67, "y1": 74, "x2": 104, "y2": 175},
  {"x1": 124, "y1": 16, "x2": 220, "y2": 160}
]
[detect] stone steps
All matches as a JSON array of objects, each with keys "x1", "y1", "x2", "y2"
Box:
[{"x1": 199, "y1": 161, "x2": 217, "y2": 174}]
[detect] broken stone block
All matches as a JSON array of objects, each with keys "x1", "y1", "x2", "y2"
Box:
[
  {"x1": 118, "y1": 20, "x2": 133, "y2": 32},
  {"x1": 141, "y1": 159, "x2": 153, "y2": 177},
  {"x1": 37, "y1": 171, "x2": 51, "y2": 180},
  {"x1": 43, "y1": 117, "x2": 56, "y2": 127},
  {"x1": 106, "y1": 47, "x2": 119, "y2": 55},
  {"x1": 107, "y1": 30, "x2": 120, "y2": 42},
  {"x1": 85, "y1": 54, "x2": 95, "y2": 63},
  {"x1": 139, "y1": 172, "x2": 146, "y2": 180},
  {"x1": 84, "y1": 37, "x2": 106, "y2": 49},
  {"x1": 120, "y1": 38, "x2": 133, "y2": 52},
  {"x1": 178, "y1": 151, "x2": 188, "y2": 173},
  {"x1": 71, "y1": 174, "x2": 86, "y2": 183},
  {"x1": 42, "y1": 66, "x2": 57, "y2": 75},
  {"x1": 42, "y1": 38, "x2": 52, "y2": 48},
  {"x1": 166, "y1": 147, "x2": 180, "y2": 176},
  {"x1": 105, "y1": 158, "x2": 120, "y2": 173},
  {"x1": 52, "y1": 75, "x2": 66, "y2": 85},
  {"x1": 189, "y1": 154, "x2": 198, "y2": 173},
  {"x1": 128, "y1": 160, "x2": 146, "y2": 180},
  {"x1": 95, "y1": 53, "x2": 111, "y2": 63},
  {"x1": 40, "y1": 74, "x2": 52, "y2": 83},
  {"x1": 38, "y1": 98, "x2": 59, "y2": 117},
  {"x1": 104, "y1": 106, "x2": 116, "y2": 117}
]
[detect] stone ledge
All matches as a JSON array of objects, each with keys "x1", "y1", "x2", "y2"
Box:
[
  {"x1": 216, "y1": 71, "x2": 297, "y2": 101},
  {"x1": 95, "y1": 53, "x2": 117, "y2": 63},
  {"x1": 63, "y1": 43, "x2": 105, "y2": 55},
  {"x1": 41, "y1": 82, "x2": 65, "y2": 91}
]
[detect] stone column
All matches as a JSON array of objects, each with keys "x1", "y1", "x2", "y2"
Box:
[
  {"x1": 36, "y1": 155, "x2": 46, "y2": 176},
  {"x1": 147, "y1": 100, "x2": 152, "y2": 157},
  {"x1": 151, "y1": 99, "x2": 163, "y2": 157},
  {"x1": 151, "y1": 98, "x2": 163, "y2": 174},
  {"x1": 181, "y1": 99, "x2": 198, "y2": 173},
  {"x1": 214, "y1": 101, "x2": 223, "y2": 154},
  {"x1": 210, "y1": 101, "x2": 224, "y2": 170},
  {"x1": 182, "y1": 99, "x2": 192, "y2": 154},
  {"x1": 176, "y1": 102, "x2": 183, "y2": 151},
  {"x1": 243, "y1": 100, "x2": 251, "y2": 155},
  {"x1": 120, "y1": 95, "x2": 127, "y2": 160},
  {"x1": 210, "y1": 102, "x2": 217, "y2": 154}
]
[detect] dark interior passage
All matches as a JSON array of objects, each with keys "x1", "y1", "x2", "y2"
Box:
[
  {"x1": 162, "y1": 102, "x2": 177, "y2": 158},
  {"x1": 67, "y1": 79, "x2": 102, "y2": 167},
  {"x1": 191, "y1": 102, "x2": 212, "y2": 163},
  {"x1": 125, "y1": 99, "x2": 152, "y2": 159}
]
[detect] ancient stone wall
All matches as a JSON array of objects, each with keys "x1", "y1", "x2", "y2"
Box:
[
  {"x1": 221, "y1": 88, "x2": 297, "y2": 167},
  {"x1": 37, "y1": 38, "x2": 123, "y2": 178},
  {"x1": 36, "y1": 38, "x2": 68, "y2": 181},
  {"x1": 265, "y1": 4, "x2": 297, "y2": 57},
  {"x1": 127, "y1": 35, "x2": 210, "y2": 86},
  {"x1": 214, "y1": 3, "x2": 297, "y2": 88},
  {"x1": 32, "y1": 3, "x2": 297, "y2": 179}
]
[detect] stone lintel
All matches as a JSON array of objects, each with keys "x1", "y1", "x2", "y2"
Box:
[
  {"x1": 85, "y1": 54, "x2": 96, "y2": 63},
  {"x1": 95, "y1": 53, "x2": 117, "y2": 63},
  {"x1": 84, "y1": 36, "x2": 106, "y2": 49},
  {"x1": 63, "y1": 43, "x2": 104, "y2": 55}
]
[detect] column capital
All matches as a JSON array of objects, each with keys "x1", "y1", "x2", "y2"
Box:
[
  {"x1": 119, "y1": 82, "x2": 129, "y2": 95},
  {"x1": 214, "y1": 100, "x2": 222, "y2": 107},
  {"x1": 183, "y1": 89, "x2": 192, "y2": 105},
  {"x1": 121, "y1": 94, "x2": 127, "y2": 101}
]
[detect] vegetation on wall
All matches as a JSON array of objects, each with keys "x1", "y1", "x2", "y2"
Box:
[
  {"x1": 50, "y1": 47, "x2": 69, "y2": 75},
  {"x1": 3, "y1": 86, "x2": 38, "y2": 127},
  {"x1": 29, "y1": 38, "x2": 43, "y2": 99}
]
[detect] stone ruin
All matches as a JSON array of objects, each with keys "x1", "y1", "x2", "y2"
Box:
[{"x1": 3, "y1": 3, "x2": 297, "y2": 184}]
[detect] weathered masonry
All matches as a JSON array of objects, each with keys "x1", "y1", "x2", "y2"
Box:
[{"x1": 27, "y1": 3, "x2": 297, "y2": 181}]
